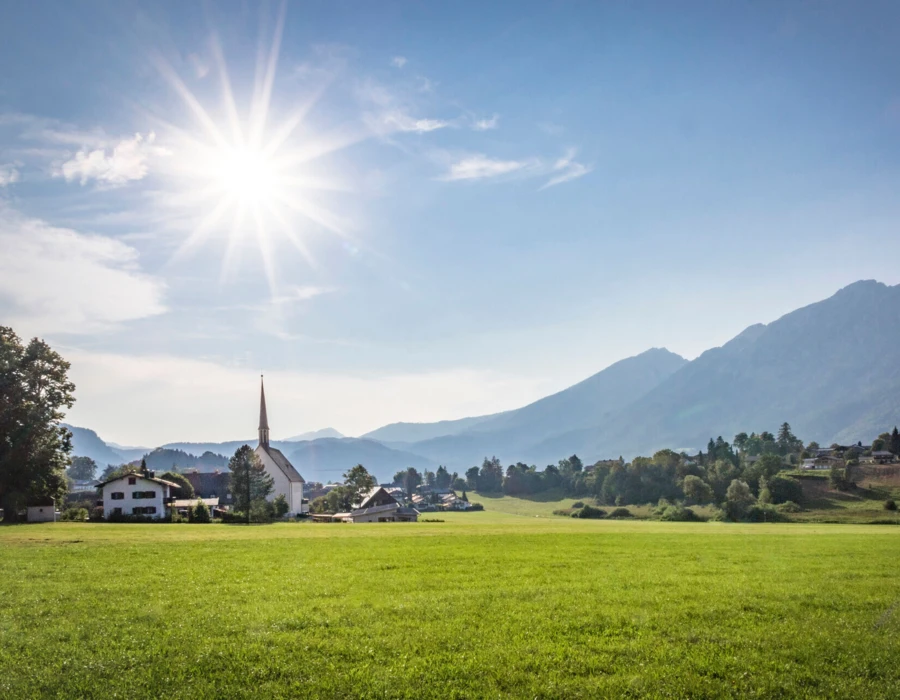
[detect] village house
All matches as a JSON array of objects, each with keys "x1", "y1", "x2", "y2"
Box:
[
  {"x1": 313, "y1": 486, "x2": 419, "y2": 523},
  {"x1": 872, "y1": 450, "x2": 897, "y2": 464},
  {"x1": 95, "y1": 466, "x2": 179, "y2": 519},
  {"x1": 254, "y1": 377, "x2": 308, "y2": 516}
]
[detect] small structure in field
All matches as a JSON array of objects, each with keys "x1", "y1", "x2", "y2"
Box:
[
  {"x1": 96, "y1": 466, "x2": 179, "y2": 519},
  {"x1": 27, "y1": 498, "x2": 57, "y2": 522}
]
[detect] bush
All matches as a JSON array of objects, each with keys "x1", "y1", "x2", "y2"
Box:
[
  {"x1": 658, "y1": 505, "x2": 701, "y2": 522},
  {"x1": 221, "y1": 511, "x2": 248, "y2": 524},
  {"x1": 61, "y1": 507, "x2": 88, "y2": 521},
  {"x1": 608, "y1": 507, "x2": 633, "y2": 518},
  {"x1": 273, "y1": 494, "x2": 289, "y2": 518},
  {"x1": 884, "y1": 499, "x2": 898, "y2": 511},
  {"x1": 777, "y1": 501, "x2": 802, "y2": 513},
  {"x1": 766, "y1": 475, "x2": 803, "y2": 505},
  {"x1": 468, "y1": 502, "x2": 484, "y2": 511},
  {"x1": 745, "y1": 504, "x2": 784, "y2": 522},
  {"x1": 250, "y1": 498, "x2": 275, "y2": 523},
  {"x1": 571, "y1": 501, "x2": 585, "y2": 509},
  {"x1": 89, "y1": 506, "x2": 105, "y2": 522},
  {"x1": 190, "y1": 499, "x2": 211, "y2": 523},
  {"x1": 552, "y1": 508, "x2": 574, "y2": 517},
  {"x1": 575, "y1": 505, "x2": 606, "y2": 519}
]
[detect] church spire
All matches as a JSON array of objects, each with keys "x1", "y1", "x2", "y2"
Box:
[{"x1": 259, "y1": 375, "x2": 270, "y2": 447}]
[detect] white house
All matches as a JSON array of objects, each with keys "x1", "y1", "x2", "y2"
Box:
[
  {"x1": 96, "y1": 468, "x2": 179, "y2": 519},
  {"x1": 254, "y1": 377, "x2": 307, "y2": 516}
]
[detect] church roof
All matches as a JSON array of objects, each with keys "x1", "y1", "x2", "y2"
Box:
[
  {"x1": 259, "y1": 376, "x2": 269, "y2": 431},
  {"x1": 259, "y1": 444, "x2": 305, "y2": 483}
]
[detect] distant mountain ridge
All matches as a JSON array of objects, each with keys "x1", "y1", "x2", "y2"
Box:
[{"x1": 66, "y1": 280, "x2": 900, "y2": 478}]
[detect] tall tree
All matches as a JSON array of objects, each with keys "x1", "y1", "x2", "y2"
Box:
[
  {"x1": 228, "y1": 445, "x2": 274, "y2": 514},
  {"x1": 891, "y1": 427, "x2": 900, "y2": 455},
  {"x1": 435, "y1": 465, "x2": 451, "y2": 489},
  {"x1": 0, "y1": 328, "x2": 75, "y2": 523},
  {"x1": 67, "y1": 456, "x2": 97, "y2": 482},
  {"x1": 343, "y1": 464, "x2": 375, "y2": 503}
]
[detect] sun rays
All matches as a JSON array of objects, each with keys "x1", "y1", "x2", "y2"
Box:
[{"x1": 150, "y1": 2, "x2": 355, "y2": 296}]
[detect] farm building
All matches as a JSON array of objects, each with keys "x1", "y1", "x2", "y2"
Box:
[{"x1": 314, "y1": 487, "x2": 419, "y2": 523}]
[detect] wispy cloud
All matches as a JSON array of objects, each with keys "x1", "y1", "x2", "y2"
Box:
[
  {"x1": 381, "y1": 110, "x2": 449, "y2": 133},
  {"x1": 0, "y1": 163, "x2": 19, "y2": 187},
  {"x1": 472, "y1": 114, "x2": 499, "y2": 131},
  {"x1": 0, "y1": 205, "x2": 166, "y2": 335},
  {"x1": 442, "y1": 154, "x2": 534, "y2": 181},
  {"x1": 540, "y1": 149, "x2": 592, "y2": 190},
  {"x1": 391, "y1": 56, "x2": 407, "y2": 68},
  {"x1": 442, "y1": 149, "x2": 590, "y2": 188},
  {"x1": 55, "y1": 132, "x2": 169, "y2": 186}
]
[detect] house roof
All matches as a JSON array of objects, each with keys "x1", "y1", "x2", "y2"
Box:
[
  {"x1": 872, "y1": 451, "x2": 895, "y2": 457},
  {"x1": 171, "y1": 497, "x2": 220, "y2": 508},
  {"x1": 259, "y1": 445, "x2": 305, "y2": 483},
  {"x1": 95, "y1": 471, "x2": 180, "y2": 489},
  {"x1": 358, "y1": 486, "x2": 397, "y2": 509}
]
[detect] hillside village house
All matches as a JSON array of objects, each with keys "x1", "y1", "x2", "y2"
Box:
[
  {"x1": 96, "y1": 467, "x2": 179, "y2": 519},
  {"x1": 254, "y1": 377, "x2": 308, "y2": 515}
]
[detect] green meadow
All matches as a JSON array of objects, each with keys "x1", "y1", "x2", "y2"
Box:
[{"x1": 2, "y1": 515, "x2": 899, "y2": 699}]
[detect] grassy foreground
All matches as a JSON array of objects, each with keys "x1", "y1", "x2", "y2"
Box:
[{"x1": 2, "y1": 516, "x2": 899, "y2": 698}]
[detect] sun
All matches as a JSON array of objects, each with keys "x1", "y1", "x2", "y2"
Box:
[
  {"x1": 212, "y1": 144, "x2": 280, "y2": 207},
  {"x1": 150, "y1": 3, "x2": 357, "y2": 294}
]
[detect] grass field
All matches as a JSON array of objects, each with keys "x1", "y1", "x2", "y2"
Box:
[{"x1": 2, "y1": 516, "x2": 899, "y2": 698}]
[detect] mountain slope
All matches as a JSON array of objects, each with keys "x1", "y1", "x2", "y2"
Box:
[
  {"x1": 362, "y1": 414, "x2": 503, "y2": 443},
  {"x1": 63, "y1": 424, "x2": 127, "y2": 466},
  {"x1": 538, "y1": 280, "x2": 900, "y2": 460},
  {"x1": 284, "y1": 428, "x2": 344, "y2": 442},
  {"x1": 396, "y1": 348, "x2": 688, "y2": 467}
]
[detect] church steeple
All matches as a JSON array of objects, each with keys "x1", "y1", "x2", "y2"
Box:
[{"x1": 258, "y1": 375, "x2": 270, "y2": 447}]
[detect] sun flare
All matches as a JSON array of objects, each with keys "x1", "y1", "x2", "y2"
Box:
[{"x1": 151, "y1": 4, "x2": 356, "y2": 295}]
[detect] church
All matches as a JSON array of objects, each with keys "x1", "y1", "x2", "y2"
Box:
[{"x1": 254, "y1": 377, "x2": 307, "y2": 515}]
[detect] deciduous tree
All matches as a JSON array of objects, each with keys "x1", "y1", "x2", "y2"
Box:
[{"x1": 0, "y1": 327, "x2": 75, "y2": 523}]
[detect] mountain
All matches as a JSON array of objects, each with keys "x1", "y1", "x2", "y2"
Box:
[
  {"x1": 388, "y1": 348, "x2": 688, "y2": 467},
  {"x1": 282, "y1": 438, "x2": 434, "y2": 483},
  {"x1": 362, "y1": 415, "x2": 502, "y2": 444},
  {"x1": 62, "y1": 425, "x2": 433, "y2": 485},
  {"x1": 533, "y1": 280, "x2": 900, "y2": 460},
  {"x1": 63, "y1": 424, "x2": 128, "y2": 466},
  {"x1": 283, "y1": 427, "x2": 344, "y2": 441}
]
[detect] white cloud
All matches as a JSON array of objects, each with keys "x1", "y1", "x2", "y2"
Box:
[
  {"x1": 472, "y1": 114, "x2": 499, "y2": 131},
  {"x1": 442, "y1": 154, "x2": 534, "y2": 181},
  {"x1": 0, "y1": 163, "x2": 19, "y2": 186},
  {"x1": 0, "y1": 206, "x2": 166, "y2": 335},
  {"x1": 540, "y1": 149, "x2": 593, "y2": 190},
  {"x1": 63, "y1": 350, "x2": 551, "y2": 445},
  {"x1": 391, "y1": 56, "x2": 407, "y2": 68},
  {"x1": 56, "y1": 132, "x2": 168, "y2": 186},
  {"x1": 381, "y1": 110, "x2": 449, "y2": 133}
]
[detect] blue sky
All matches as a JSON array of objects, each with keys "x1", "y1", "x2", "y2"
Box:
[{"x1": 2, "y1": 1, "x2": 899, "y2": 445}]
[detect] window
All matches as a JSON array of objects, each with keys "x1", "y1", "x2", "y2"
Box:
[
  {"x1": 128, "y1": 477, "x2": 136, "y2": 485},
  {"x1": 110, "y1": 492, "x2": 124, "y2": 500},
  {"x1": 132, "y1": 506, "x2": 157, "y2": 515},
  {"x1": 132, "y1": 491, "x2": 158, "y2": 500},
  {"x1": 113, "y1": 507, "x2": 122, "y2": 515}
]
